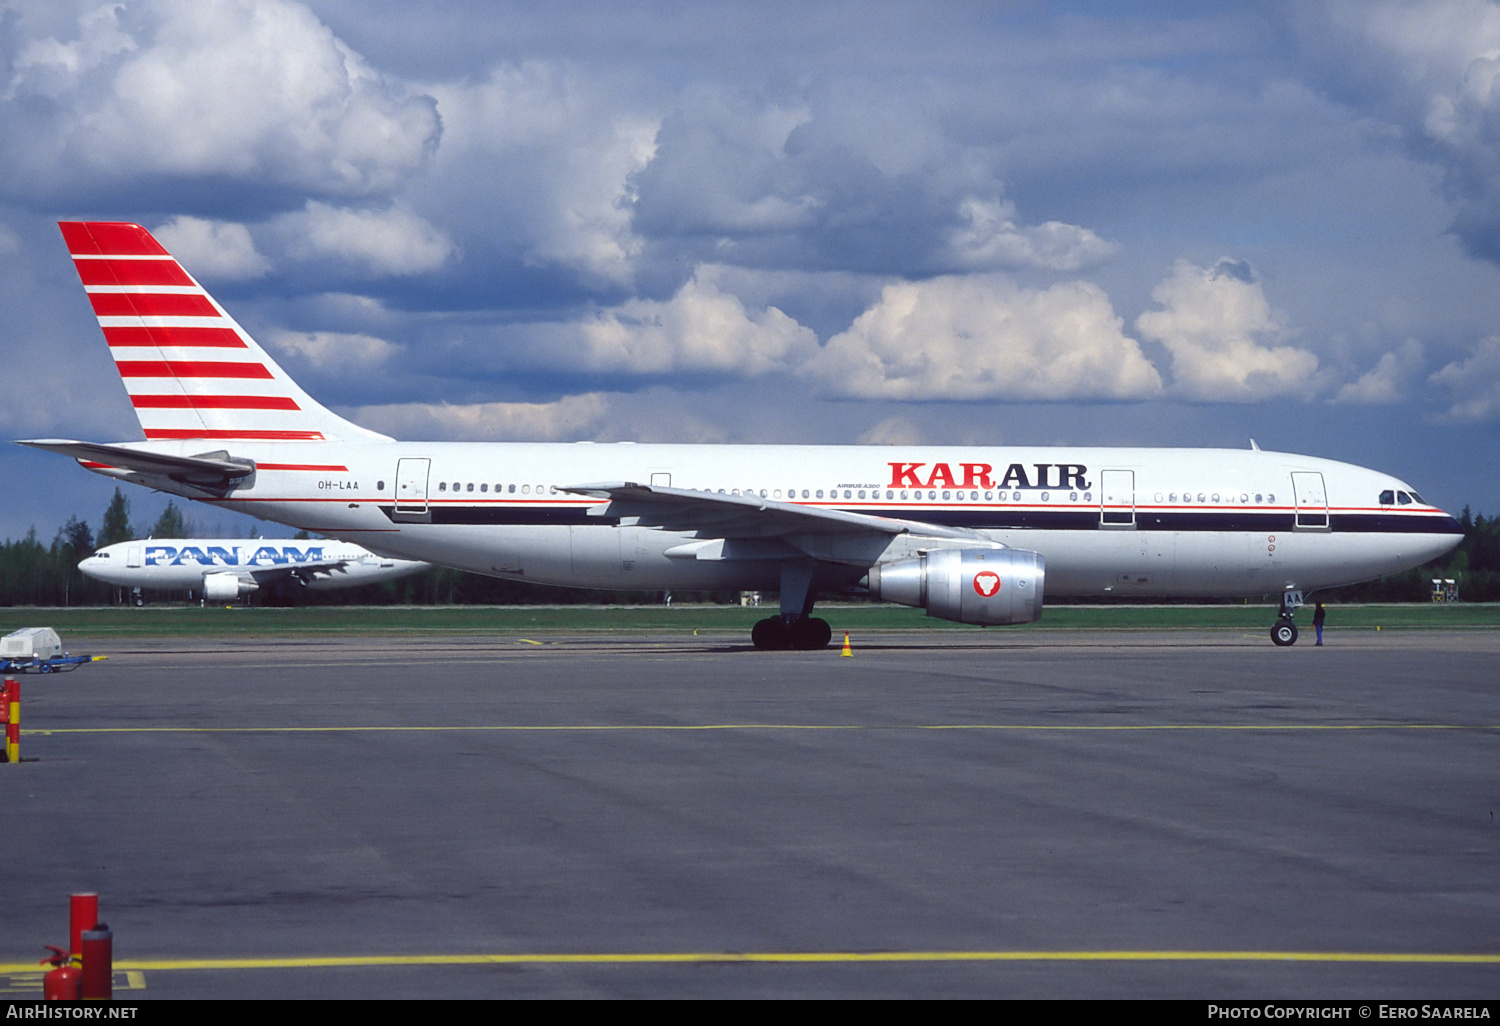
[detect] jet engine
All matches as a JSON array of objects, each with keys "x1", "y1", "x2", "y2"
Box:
[
  {"x1": 202, "y1": 572, "x2": 256, "y2": 601},
  {"x1": 865, "y1": 547, "x2": 1044, "y2": 625}
]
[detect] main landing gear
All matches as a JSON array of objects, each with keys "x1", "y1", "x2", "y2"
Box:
[
  {"x1": 751, "y1": 562, "x2": 834, "y2": 650},
  {"x1": 1270, "y1": 589, "x2": 1303, "y2": 647}
]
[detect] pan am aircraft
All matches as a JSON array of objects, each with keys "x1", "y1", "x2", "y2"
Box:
[
  {"x1": 20, "y1": 222, "x2": 1464, "y2": 648},
  {"x1": 79, "y1": 538, "x2": 428, "y2": 603}
]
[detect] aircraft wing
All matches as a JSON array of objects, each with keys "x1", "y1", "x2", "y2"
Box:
[
  {"x1": 562, "y1": 482, "x2": 987, "y2": 543},
  {"x1": 245, "y1": 561, "x2": 352, "y2": 587},
  {"x1": 16, "y1": 439, "x2": 253, "y2": 492}
]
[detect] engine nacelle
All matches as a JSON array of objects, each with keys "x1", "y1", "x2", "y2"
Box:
[
  {"x1": 202, "y1": 572, "x2": 256, "y2": 601},
  {"x1": 865, "y1": 547, "x2": 1044, "y2": 625}
]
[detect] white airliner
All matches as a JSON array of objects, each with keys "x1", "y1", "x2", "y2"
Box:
[
  {"x1": 21, "y1": 222, "x2": 1464, "y2": 647},
  {"x1": 79, "y1": 538, "x2": 428, "y2": 602}
]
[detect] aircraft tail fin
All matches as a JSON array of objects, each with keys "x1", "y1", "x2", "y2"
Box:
[{"x1": 59, "y1": 222, "x2": 390, "y2": 444}]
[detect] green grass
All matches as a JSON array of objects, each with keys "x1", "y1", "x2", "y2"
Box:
[{"x1": 1, "y1": 602, "x2": 1496, "y2": 638}]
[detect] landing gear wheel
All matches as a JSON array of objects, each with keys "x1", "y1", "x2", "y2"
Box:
[
  {"x1": 752, "y1": 616, "x2": 791, "y2": 650},
  {"x1": 753, "y1": 616, "x2": 832, "y2": 650},
  {"x1": 1271, "y1": 619, "x2": 1298, "y2": 647},
  {"x1": 790, "y1": 617, "x2": 832, "y2": 650}
]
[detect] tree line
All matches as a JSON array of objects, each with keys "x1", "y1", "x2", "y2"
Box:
[{"x1": 1, "y1": 489, "x2": 1496, "y2": 607}]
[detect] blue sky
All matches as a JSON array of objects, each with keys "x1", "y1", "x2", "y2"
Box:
[{"x1": 2, "y1": 0, "x2": 1499, "y2": 541}]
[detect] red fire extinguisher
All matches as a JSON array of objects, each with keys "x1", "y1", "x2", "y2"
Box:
[{"x1": 41, "y1": 946, "x2": 80, "y2": 1001}]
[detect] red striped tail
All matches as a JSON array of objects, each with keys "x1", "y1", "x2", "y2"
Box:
[{"x1": 60, "y1": 222, "x2": 389, "y2": 444}]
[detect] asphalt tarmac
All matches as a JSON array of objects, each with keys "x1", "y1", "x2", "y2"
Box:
[{"x1": 1, "y1": 626, "x2": 1497, "y2": 999}]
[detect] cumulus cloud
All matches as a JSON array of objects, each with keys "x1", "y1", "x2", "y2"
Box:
[
  {"x1": 575, "y1": 268, "x2": 818, "y2": 375},
  {"x1": 425, "y1": 62, "x2": 658, "y2": 286},
  {"x1": 2, "y1": 0, "x2": 440, "y2": 198},
  {"x1": 152, "y1": 215, "x2": 270, "y2": 280},
  {"x1": 1304, "y1": 1, "x2": 1500, "y2": 263},
  {"x1": 275, "y1": 201, "x2": 455, "y2": 275},
  {"x1": 808, "y1": 273, "x2": 1163, "y2": 401},
  {"x1": 1135, "y1": 259, "x2": 1319, "y2": 402},
  {"x1": 1332, "y1": 338, "x2": 1425, "y2": 404},
  {"x1": 946, "y1": 198, "x2": 1118, "y2": 272},
  {"x1": 346, "y1": 392, "x2": 609, "y2": 441},
  {"x1": 265, "y1": 329, "x2": 402, "y2": 370},
  {"x1": 628, "y1": 85, "x2": 1110, "y2": 278},
  {"x1": 1429, "y1": 335, "x2": 1500, "y2": 421}
]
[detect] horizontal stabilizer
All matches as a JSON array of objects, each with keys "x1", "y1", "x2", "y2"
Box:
[{"x1": 17, "y1": 439, "x2": 254, "y2": 492}]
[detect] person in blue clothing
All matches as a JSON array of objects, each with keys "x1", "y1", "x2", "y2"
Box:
[{"x1": 1313, "y1": 602, "x2": 1326, "y2": 646}]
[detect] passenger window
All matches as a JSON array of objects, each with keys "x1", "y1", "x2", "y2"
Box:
[{"x1": 438, "y1": 482, "x2": 447, "y2": 491}]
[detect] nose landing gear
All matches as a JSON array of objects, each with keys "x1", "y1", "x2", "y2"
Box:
[{"x1": 1270, "y1": 589, "x2": 1303, "y2": 647}]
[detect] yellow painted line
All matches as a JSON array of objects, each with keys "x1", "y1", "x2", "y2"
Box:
[
  {"x1": 32, "y1": 723, "x2": 1500, "y2": 734},
  {"x1": 4, "y1": 951, "x2": 1499, "y2": 973}
]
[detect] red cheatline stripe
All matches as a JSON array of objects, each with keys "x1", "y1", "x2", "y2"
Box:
[
  {"x1": 142, "y1": 429, "x2": 325, "y2": 441},
  {"x1": 75, "y1": 259, "x2": 194, "y2": 287},
  {"x1": 60, "y1": 222, "x2": 169, "y2": 257},
  {"x1": 258, "y1": 464, "x2": 350, "y2": 472},
  {"x1": 80, "y1": 459, "x2": 351, "y2": 472},
  {"x1": 115, "y1": 360, "x2": 273, "y2": 379},
  {"x1": 130, "y1": 395, "x2": 300, "y2": 410},
  {"x1": 89, "y1": 293, "x2": 218, "y2": 317},
  {"x1": 103, "y1": 326, "x2": 245, "y2": 348}
]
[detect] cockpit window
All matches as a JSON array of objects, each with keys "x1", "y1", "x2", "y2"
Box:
[
  {"x1": 1379, "y1": 490, "x2": 1394, "y2": 506},
  {"x1": 1408, "y1": 491, "x2": 1425, "y2": 504},
  {"x1": 1397, "y1": 491, "x2": 1413, "y2": 505}
]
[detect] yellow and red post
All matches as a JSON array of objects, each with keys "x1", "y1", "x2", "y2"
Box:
[{"x1": 2, "y1": 677, "x2": 17, "y2": 763}]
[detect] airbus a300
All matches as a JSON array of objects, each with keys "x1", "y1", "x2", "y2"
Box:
[
  {"x1": 21, "y1": 222, "x2": 1464, "y2": 647},
  {"x1": 79, "y1": 538, "x2": 427, "y2": 603}
]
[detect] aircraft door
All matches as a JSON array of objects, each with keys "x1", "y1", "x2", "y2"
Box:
[
  {"x1": 1100, "y1": 469, "x2": 1135, "y2": 527},
  {"x1": 127, "y1": 546, "x2": 142, "y2": 568},
  {"x1": 394, "y1": 458, "x2": 432, "y2": 523},
  {"x1": 1291, "y1": 471, "x2": 1329, "y2": 530}
]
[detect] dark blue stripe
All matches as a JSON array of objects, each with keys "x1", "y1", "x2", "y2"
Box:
[{"x1": 381, "y1": 505, "x2": 1462, "y2": 534}]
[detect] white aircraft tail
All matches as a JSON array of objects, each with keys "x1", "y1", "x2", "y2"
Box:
[{"x1": 59, "y1": 222, "x2": 389, "y2": 444}]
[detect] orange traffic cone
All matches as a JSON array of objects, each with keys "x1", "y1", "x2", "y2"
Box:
[{"x1": 841, "y1": 632, "x2": 852, "y2": 657}]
